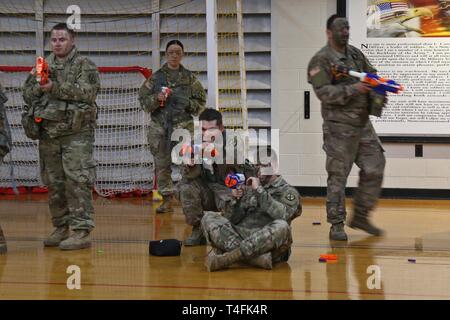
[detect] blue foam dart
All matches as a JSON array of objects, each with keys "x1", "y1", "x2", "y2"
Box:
[
  {"x1": 408, "y1": 259, "x2": 416, "y2": 263},
  {"x1": 319, "y1": 258, "x2": 327, "y2": 263}
]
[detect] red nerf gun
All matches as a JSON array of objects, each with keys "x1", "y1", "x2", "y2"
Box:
[
  {"x1": 159, "y1": 86, "x2": 172, "y2": 107},
  {"x1": 34, "y1": 56, "x2": 49, "y2": 124},
  {"x1": 36, "y1": 56, "x2": 49, "y2": 85}
]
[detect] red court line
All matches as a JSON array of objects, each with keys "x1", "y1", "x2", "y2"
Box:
[{"x1": 1, "y1": 280, "x2": 449, "y2": 299}]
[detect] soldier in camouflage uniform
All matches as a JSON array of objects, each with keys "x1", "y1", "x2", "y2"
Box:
[
  {"x1": 139, "y1": 40, "x2": 206, "y2": 214},
  {"x1": 22, "y1": 23, "x2": 100, "y2": 250},
  {"x1": 307, "y1": 15, "x2": 386, "y2": 241},
  {"x1": 175, "y1": 108, "x2": 256, "y2": 246},
  {"x1": 201, "y1": 152, "x2": 302, "y2": 272},
  {"x1": 0, "y1": 83, "x2": 12, "y2": 254}
]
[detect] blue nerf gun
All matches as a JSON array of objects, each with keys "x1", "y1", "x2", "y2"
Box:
[
  {"x1": 332, "y1": 65, "x2": 404, "y2": 95},
  {"x1": 225, "y1": 173, "x2": 246, "y2": 189}
]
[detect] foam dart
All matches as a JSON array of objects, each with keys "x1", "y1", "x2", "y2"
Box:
[
  {"x1": 320, "y1": 254, "x2": 338, "y2": 261},
  {"x1": 34, "y1": 117, "x2": 43, "y2": 123}
]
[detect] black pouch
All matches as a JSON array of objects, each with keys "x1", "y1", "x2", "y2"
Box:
[
  {"x1": 368, "y1": 91, "x2": 386, "y2": 117},
  {"x1": 149, "y1": 239, "x2": 182, "y2": 256},
  {"x1": 21, "y1": 111, "x2": 40, "y2": 140}
]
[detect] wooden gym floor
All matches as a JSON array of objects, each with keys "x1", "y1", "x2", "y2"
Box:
[{"x1": 0, "y1": 193, "x2": 450, "y2": 300}]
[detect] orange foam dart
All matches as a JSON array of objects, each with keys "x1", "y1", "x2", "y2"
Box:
[{"x1": 320, "y1": 254, "x2": 338, "y2": 261}]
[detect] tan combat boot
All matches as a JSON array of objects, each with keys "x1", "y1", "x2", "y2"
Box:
[
  {"x1": 0, "y1": 226, "x2": 7, "y2": 254},
  {"x1": 246, "y1": 252, "x2": 273, "y2": 270},
  {"x1": 156, "y1": 195, "x2": 174, "y2": 214},
  {"x1": 43, "y1": 225, "x2": 70, "y2": 247},
  {"x1": 205, "y1": 247, "x2": 243, "y2": 272},
  {"x1": 329, "y1": 222, "x2": 348, "y2": 241},
  {"x1": 184, "y1": 225, "x2": 206, "y2": 246},
  {"x1": 59, "y1": 230, "x2": 91, "y2": 250},
  {"x1": 349, "y1": 215, "x2": 384, "y2": 236}
]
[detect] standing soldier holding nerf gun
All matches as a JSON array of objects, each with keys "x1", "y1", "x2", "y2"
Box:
[
  {"x1": 22, "y1": 23, "x2": 100, "y2": 250},
  {"x1": 0, "y1": 83, "x2": 12, "y2": 254},
  {"x1": 139, "y1": 40, "x2": 206, "y2": 214},
  {"x1": 308, "y1": 15, "x2": 390, "y2": 241}
]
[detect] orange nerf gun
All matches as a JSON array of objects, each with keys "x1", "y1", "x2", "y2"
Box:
[
  {"x1": 36, "y1": 56, "x2": 49, "y2": 85},
  {"x1": 34, "y1": 57, "x2": 49, "y2": 124},
  {"x1": 180, "y1": 144, "x2": 218, "y2": 162}
]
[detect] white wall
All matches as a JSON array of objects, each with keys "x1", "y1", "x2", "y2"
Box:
[{"x1": 272, "y1": 0, "x2": 450, "y2": 190}]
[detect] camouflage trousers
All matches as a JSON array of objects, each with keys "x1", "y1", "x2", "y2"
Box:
[
  {"x1": 322, "y1": 120, "x2": 385, "y2": 225},
  {"x1": 201, "y1": 211, "x2": 292, "y2": 263},
  {"x1": 0, "y1": 224, "x2": 5, "y2": 244},
  {"x1": 175, "y1": 177, "x2": 235, "y2": 227},
  {"x1": 148, "y1": 120, "x2": 193, "y2": 196},
  {"x1": 39, "y1": 129, "x2": 96, "y2": 231}
]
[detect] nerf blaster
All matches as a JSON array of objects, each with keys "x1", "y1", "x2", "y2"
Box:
[
  {"x1": 36, "y1": 57, "x2": 49, "y2": 85},
  {"x1": 159, "y1": 86, "x2": 172, "y2": 107},
  {"x1": 180, "y1": 144, "x2": 218, "y2": 162},
  {"x1": 332, "y1": 64, "x2": 403, "y2": 95},
  {"x1": 34, "y1": 56, "x2": 50, "y2": 124},
  {"x1": 225, "y1": 173, "x2": 246, "y2": 189}
]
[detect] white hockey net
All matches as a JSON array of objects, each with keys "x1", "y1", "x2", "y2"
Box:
[{"x1": 0, "y1": 66, "x2": 153, "y2": 198}]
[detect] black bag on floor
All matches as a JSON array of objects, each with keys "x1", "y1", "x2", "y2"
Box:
[{"x1": 149, "y1": 239, "x2": 182, "y2": 256}]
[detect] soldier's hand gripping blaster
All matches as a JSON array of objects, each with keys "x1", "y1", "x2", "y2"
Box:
[
  {"x1": 159, "y1": 86, "x2": 172, "y2": 107},
  {"x1": 332, "y1": 64, "x2": 403, "y2": 95},
  {"x1": 180, "y1": 143, "x2": 218, "y2": 163},
  {"x1": 36, "y1": 57, "x2": 49, "y2": 85},
  {"x1": 225, "y1": 173, "x2": 246, "y2": 189}
]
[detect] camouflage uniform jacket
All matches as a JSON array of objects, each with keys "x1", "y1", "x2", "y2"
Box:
[
  {"x1": 0, "y1": 84, "x2": 11, "y2": 159},
  {"x1": 22, "y1": 47, "x2": 100, "y2": 138},
  {"x1": 307, "y1": 44, "x2": 378, "y2": 127},
  {"x1": 229, "y1": 176, "x2": 302, "y2": 231},
  {"x1": 138, "y1": 63, "x2": 206, "y2": 128}
]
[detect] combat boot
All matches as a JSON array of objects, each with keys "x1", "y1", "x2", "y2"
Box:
[
  {"x1": 156, "y1": 195, "x2": 174, "y2": 214},
  {"x1": 184, "y1": 225, "x2": 206, "y2": 246},
  {"x1": 0, "y1": 226, "x2": 7, "y2": 254},
  {"x1": 349, "y1": 215, "x2": 384, "y2": 236},
  {"x1": 329, "y1": 222, "x2": 348, "y2": 241},
  {"x1": 247, "y1": 252, "x2": 273, "y2": 270},
  {"x1": 43, "y1": 225, "x2": 69, "y2": 247},
  {"x1": 59, "y1": 230, "x2": 91, "y2": 250},
  {"x1": 205, "y1": 247, "x2": 243, "y2": 272}
]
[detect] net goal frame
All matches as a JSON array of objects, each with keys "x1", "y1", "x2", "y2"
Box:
[{"x1": 0, "y1": 64, "x2": 154, "y2": 198}]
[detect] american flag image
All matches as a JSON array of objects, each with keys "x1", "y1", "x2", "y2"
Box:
[{"x1": 377, "y1": 1, "x2": 409, "y2": 21}]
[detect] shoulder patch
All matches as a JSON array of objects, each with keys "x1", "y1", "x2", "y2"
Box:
[
  {"x1": 286, "y1": 193, "x2": 296, "y2": 202},
  {"x1": 309, "y1": 66, "x2": 321, "y2": 77},
  {"x1": 144, "y1": 78, "x2": 154, "y2": 90},
  {"x1": 88, "y1": 72, "x2": 98, "y2": 85}
]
